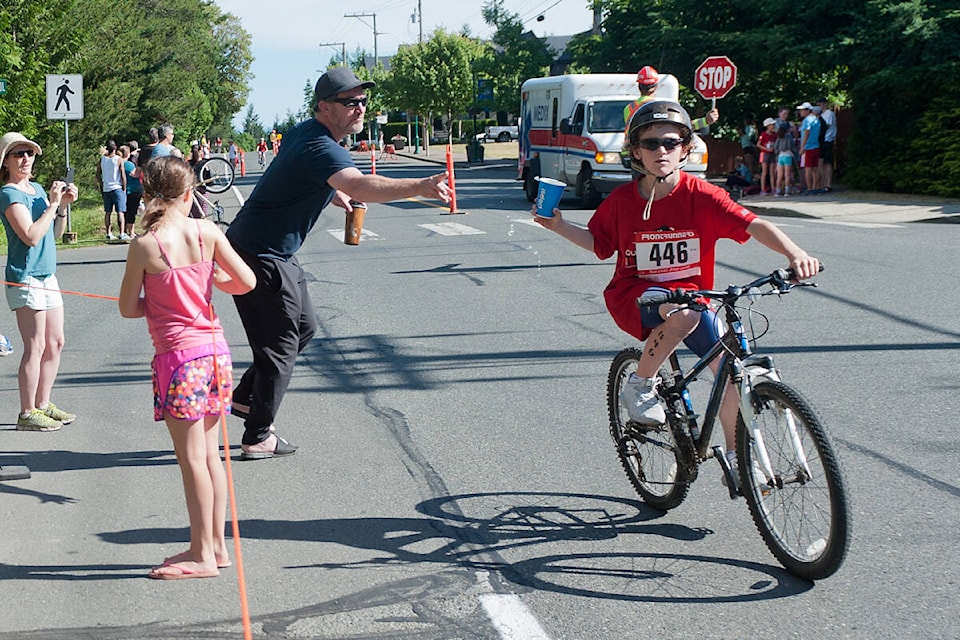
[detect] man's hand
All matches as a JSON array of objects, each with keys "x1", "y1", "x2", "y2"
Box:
[
  {"x1": 705, "y1": 108, "x2": 719, "y2": 125},
  {"x1": 330, "y1": 190, "x2": 353, "y2": 211},
  {"x1": 421, "y1": 172, "x2": 452, "y2": 203}
]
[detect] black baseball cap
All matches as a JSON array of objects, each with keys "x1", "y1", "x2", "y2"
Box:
[{"x1": 313, "y1": 67, "x2": 375, "y2": 104}]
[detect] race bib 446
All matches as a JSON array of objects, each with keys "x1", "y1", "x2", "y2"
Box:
[{"x1": 634, "y1": 229, "x2": 701, "y2": 282}]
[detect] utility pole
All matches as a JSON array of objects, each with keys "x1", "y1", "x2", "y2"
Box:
[
  {"x1": 318, "y1": 42, "x2": 347, "y2": 68},
  {"x1": 418, "y1": 0, "x2": 423, "y2": 43},
  {"x1": 344, "y1": 12, "x2": 379, "y2": 68}
]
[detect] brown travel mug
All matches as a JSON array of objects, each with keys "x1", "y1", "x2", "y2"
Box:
[{"x1": 344, "y1": 201, "x2": 366, "y2": 245}]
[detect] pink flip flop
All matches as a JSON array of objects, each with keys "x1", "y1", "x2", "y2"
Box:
[{"x1": 148, "y1": 562, "x2": 220, "y2": 580}]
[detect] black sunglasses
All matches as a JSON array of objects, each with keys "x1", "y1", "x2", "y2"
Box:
[
  {"x1": 637, "y1": 138, "x2": 685, "y2": 151},
  {"x1": 330, "y1": 97, "x2": 368, "y2": 108},
  {"x1": 8, "y1": 149, "x2": 36, "y2": 158}
]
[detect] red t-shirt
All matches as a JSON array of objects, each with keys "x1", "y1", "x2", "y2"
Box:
[
  {"x1": 587, "y1": 172, "x2": 756, "y2": 340},
  {"x1": 757, "y1": 130, "x2": 775, "y2": 160}
]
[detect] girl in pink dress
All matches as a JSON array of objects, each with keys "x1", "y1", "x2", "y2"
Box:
[{"x1": 119, "y1": 157, "x2": 255, "y2": 580}]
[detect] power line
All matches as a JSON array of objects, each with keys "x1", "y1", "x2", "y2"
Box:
[
  {"x1": 344, "y1": 12, "x2": 380, "y2": 66},
  {"x1": 318, "y1": 42, "x2": 347, "y2": 68}
]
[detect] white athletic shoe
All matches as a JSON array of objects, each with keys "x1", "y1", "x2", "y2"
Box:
[{"x1": 619, "y1": 374, "x2": 666, "y2": 425}]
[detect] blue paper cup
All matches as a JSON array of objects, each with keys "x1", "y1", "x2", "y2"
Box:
[{"x1": 535, "y1": 177, "x2": 565, "y2": 217}]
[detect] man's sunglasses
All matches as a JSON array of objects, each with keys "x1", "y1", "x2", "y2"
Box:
[
  {"x1": 330, "y1": 97, "x2": 368, "y2": 108},
  {"x1": 637, "y1": 138, "x2": 685, "y2": 151},
  {"x1": 8, "y1": 149, "x2": 36, "y2": 158}
]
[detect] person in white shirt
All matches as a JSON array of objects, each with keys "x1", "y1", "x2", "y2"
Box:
[{"x1": 817, "y1": 98, "x2": 838, "y2": 192}]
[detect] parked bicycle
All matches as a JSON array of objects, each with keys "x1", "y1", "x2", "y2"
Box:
[
  {"x1": 607, "y1": 267, "x2": 850, "y2": 580},
  {"x1": 190, "y1": 156, "x2": 235, "y2": 231},
  {"x1": 191, "y1": 188, "x2": 230, "y2": 231},
  {"x1": 195, "y1": 155, "x2": 234, "y2": 194}
]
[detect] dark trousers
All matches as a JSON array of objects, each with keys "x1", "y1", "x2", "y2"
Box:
[{"x1": 232, "y1": 249, "x2": 317, "y2": 445}]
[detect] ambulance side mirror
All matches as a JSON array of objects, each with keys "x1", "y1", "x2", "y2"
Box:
[{"x1": 559, "y1": 118, "x2": 572, "y2": 135}]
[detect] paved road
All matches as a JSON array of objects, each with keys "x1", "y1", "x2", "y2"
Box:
[{"x1": 1, "y1": 155, "x2": 958, "y2": 639}]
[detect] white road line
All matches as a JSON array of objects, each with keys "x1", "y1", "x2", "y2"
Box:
[
  {"x1": 231, "y1": 184, "x2": 245, "y2": 206},
  {"x1": 475, "y1": 571, "x2": 551, "y2": 640},
  {"x1": 807, "y1": 219, "x2": 902, "y2": 229},
  {"x1": 510, "y1": 218, "x2": 544, "y2": 228},
  {"x1": 418, "y1": 222, "x2": 486, "y2": 236},
  {"x1": 328, "y1": 229, "x2": 381, "y2": 242},
  {"x1": 480, "y1": 594, "x2": 552, "y2": 640}
]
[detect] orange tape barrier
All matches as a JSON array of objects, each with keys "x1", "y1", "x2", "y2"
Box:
[{"x1": 1, "y1": 279, "x2": 119, "y2": 301}]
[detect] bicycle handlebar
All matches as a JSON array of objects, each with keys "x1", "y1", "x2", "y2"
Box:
[{"x1": 637, "y1": 265, "x2": 823, "y2": 309}]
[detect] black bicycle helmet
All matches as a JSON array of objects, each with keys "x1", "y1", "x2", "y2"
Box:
[
  {"x1": 627, "y1": 100, "x2": 693, "y2": 147},
  {"x1": 625, "y1": 101, "x2": 696, "y2": 220}
]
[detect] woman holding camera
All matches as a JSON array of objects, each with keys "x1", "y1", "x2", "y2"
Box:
[{"x1": 0, "y1": 132, "x2": 77, "y2": 431}]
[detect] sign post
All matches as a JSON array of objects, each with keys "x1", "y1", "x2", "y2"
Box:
[
  {"x1": 46, "y1": 74, "x2": 84, "y2": 241},
  {"x1": 694, "y1": 56, "x2": 738, "y2": 110}
]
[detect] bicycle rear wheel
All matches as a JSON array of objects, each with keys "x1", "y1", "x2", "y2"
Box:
[
  {"x1": 197, "y1": 156, "x2": 234, "y2": 193},
  {"x1": 736, "y1": 380, "x2": 850, "y2": 580},
  {"x1": 608, "y1": 348, "x2": 690, "y2": 510}
]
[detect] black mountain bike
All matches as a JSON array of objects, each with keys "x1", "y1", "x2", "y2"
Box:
[{"x1": 607, "y1": 267, "x2": 850, "y2": 580}]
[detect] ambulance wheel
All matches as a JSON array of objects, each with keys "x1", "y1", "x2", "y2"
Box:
[
  {"x1": 524, "y1": 171, "x2": 538, "y2": 202},
  {"x1": 578, "y1": 167, "x2": 602, "y2": 208}
]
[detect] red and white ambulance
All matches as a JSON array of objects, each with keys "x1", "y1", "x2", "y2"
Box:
[{"x1": 518, "y1": 73, "x2": 708, "y2": 207}]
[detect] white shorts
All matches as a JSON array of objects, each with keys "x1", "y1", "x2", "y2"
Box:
[{"x1": 6, "y1": 274, "x2": 64, "y2": 311}]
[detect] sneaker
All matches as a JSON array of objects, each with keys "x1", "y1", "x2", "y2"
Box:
[
  {"x1": 0, "y1": 334, "x2": 13, "y2": 356},
  {"x1": 17, "y1": 409, "x2": 63, "y2": 432},
  {"x1": 760, "y1": 190, "x2": 770, "y2": 195},
  {"x1": 119, "y1": 233, "x2": 132, "y2": 242},
  {"x1": 41, "y1": 402, "x2": 76, "y2": 425},
  {"x1": 107, "y1": 233, "x2": 117, "y2": 241},
  {"x1": 619, "y1": 374, "x2": 666, "y2": 425}
]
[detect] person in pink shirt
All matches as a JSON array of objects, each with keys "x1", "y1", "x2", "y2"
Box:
[{"x1": 119, "y1": 156, "x2": 255, "y2": 580}]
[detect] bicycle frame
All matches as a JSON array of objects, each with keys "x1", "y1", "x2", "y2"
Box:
[{"x1": 658, "y1": 298, "x2": 792, "y2": 487}]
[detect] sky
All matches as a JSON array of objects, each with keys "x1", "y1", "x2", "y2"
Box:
[{"x1": 213, "y1": 0, "x2": 598, "y2": 128}]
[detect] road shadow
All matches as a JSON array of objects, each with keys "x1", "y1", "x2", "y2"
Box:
[{"x1": 97, "y1": 490, "x2": 812, "y2": 602}]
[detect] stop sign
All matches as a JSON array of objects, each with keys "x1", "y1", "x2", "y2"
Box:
[{"x1": 695, "y1": 56, "x2": 737, "y2": 99}]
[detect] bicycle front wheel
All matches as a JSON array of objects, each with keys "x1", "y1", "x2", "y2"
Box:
[
  {"x1": 608, "y1": 348, "x2": 689, "y2": 510},
  {"x1": 197, "y1": 156, "x2": 234, "y2": 193},
  {"x1": 736, "y1": 380, "x2": 850, "y2": 580}
]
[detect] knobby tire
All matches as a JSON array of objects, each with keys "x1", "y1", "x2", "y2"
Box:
[
  {"x1": 736, "y1": 380, "x2": 850, "y2": 580},
  {"x1": 607, "y1": 348, "x2": 690, "y2": 510}
]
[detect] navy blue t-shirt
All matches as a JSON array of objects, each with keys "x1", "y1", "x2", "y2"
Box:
[{"x1": 227, "y1": 118, "x2": 355, "y2": 258}]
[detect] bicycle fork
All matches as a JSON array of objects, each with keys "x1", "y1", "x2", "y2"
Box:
[{"x1": 738, "y1": 360, "x2": 813, "y2": 491}]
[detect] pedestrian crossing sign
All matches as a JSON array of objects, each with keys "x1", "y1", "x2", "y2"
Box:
[{"x1": 46, "y1": 74, "x2": 84, "y2": 120}]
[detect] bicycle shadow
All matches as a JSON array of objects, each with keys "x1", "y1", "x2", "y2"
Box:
[{"x1": 97, "y1": 490, "x2": 811, "y2": 601}]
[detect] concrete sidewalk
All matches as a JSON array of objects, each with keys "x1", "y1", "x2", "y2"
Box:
[
  {"x1": 394, "y1": 149, "x2": 960, "y2": 225},
  {"x1": 739, "y1": 189, "x2": 960, "y2": 225}
]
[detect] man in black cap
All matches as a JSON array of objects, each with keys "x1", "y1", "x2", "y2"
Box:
[{"x1": 226, "y1": 66, "x2": 451, "y2": 460}]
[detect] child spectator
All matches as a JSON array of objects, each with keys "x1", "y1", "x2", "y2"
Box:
[
  {"x1": 773, "y1": 122, "x2": 796, "y2": 196},
  {"x1": 118, "y1": 156, "x2": 256, "y2": 580},
  {"x1": 757, "y1": 118, "x2": 777, "y2": 194}
]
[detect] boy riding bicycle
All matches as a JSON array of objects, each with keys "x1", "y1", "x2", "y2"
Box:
[{"x1": 533, "y1": 100, "x2": 819, "y2": 471}]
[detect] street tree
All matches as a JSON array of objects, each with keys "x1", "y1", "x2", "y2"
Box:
[{"x1": 479, "y1": 0, "x2": 555, "y2": 117}]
